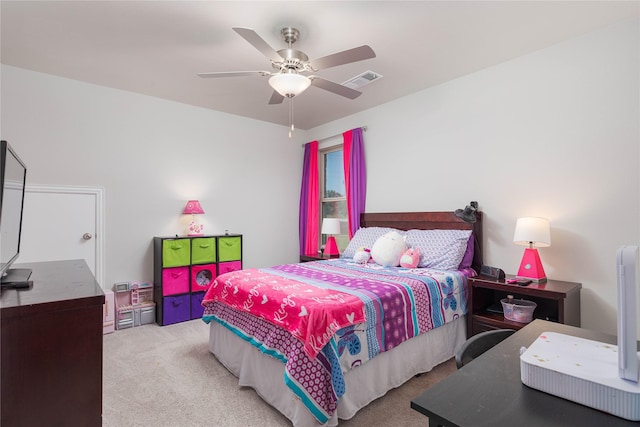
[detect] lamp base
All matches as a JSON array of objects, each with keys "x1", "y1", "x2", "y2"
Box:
[
  {"x1": 517, "y1": 248, "x2": 547, "y2": 282},
  {"x1": 188, "y1": 218, "x2": 204, "y2": 236},
  {"x1": 324, "y1": 236, "x2": 340, "y2": 256}
]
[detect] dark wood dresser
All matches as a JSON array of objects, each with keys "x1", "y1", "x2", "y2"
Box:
[{"x1": 1, "y1": 259, "x2": 104, "y2": 426}]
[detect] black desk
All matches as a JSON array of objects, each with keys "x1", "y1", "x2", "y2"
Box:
[{"x1": 411, "y1": 319, "x2": 639, "y2": 427}]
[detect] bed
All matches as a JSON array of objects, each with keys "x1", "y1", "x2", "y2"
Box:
[{"x1": 202, "y1": 211, "x2": 483, "y2": 426}]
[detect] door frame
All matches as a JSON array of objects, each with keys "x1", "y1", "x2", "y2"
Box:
[{"x1": 24, "y1": 184, "x2": 105, "y2": 287}]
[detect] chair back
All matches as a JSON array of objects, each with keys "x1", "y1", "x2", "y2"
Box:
[{"x1": 455, "y1": 329, "x2": 515, "y2": 368}]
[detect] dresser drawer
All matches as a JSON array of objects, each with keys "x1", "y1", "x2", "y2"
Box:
[
  {"x1": 191, "y1": 237, "x2": 216, "y2": 264},
  {"x1": 162, "y1": 266, "x2": 189, "y2": 295},
  {"x1": 191, "y1": 263, "x2": 216, "y2": 292},
  {"x1": 218, "y1": 236, "x2": 241, "y2": 262},
  {"x1": 162, "y1": 238, "x2": 191, "y2": 267},
  {"x1": 162, "y1": 295, "x2": 191, "y2": 325}
]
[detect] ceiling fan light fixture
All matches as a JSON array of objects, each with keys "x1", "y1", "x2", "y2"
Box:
[{"x1": 269, "y1": 73, "x2": 311, "y2": 97}]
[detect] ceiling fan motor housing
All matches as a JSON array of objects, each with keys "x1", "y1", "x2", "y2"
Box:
[
  {"x1": 274, "y1": 49, "x2": 308, "y2": 71},
  {"x1": 273, "y1": 28, "x2": 308, "y2": 72}
]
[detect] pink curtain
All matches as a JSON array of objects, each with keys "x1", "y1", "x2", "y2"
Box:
[
  {"x1": 299, "y1": 141, "x2": 319, "y2": 255},
  {"x1": 342, "y1": 128, "x2": 366, "y2": 238}
]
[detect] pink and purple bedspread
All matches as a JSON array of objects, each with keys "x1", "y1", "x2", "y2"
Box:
[{"x1": 202, "y1": 259, "x2": 471, "y2": 424}]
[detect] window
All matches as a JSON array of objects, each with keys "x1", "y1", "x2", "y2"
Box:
[{"x1": 320, "y1": 146, "x2": 348, "y2": 251}]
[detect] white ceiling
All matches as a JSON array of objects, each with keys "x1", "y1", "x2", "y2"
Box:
[{"x1": 1, "y1": 1, "x2": 638, "y2": 130}]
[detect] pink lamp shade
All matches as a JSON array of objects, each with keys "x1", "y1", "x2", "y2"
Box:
[
  {"x1": 183, "y1": 200, "x2": 205, "y2": 236},
  {"x1": 183, "y1": 200, "x2": 205, "y2": 215},
  {"x1": 513, "y1": 217, "x2": 551, "y2": 282},
  {"x1": 321, "y1": 218, "x2": 341, "y2": 256}
]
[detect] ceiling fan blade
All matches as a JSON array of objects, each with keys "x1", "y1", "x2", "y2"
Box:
[
  {"x1": 308, "y1": 45, "x2": 376, "y2": 71},
  {"x1": 232, "y1": 27, "x2": 283, "y2": 63},
  {"x1": 309, "y1": 77, "x2": 362, "y2": 100},
  {"x1": 197, "y1": 71, "x2": 270, "y2": 78},
  {"x1": 268, "y1": 91, "x2": 285, "y2": 105}
]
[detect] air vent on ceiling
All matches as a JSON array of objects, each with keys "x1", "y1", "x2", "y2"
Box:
[{"x1": 342, "y1": 70, "x2": 383, "y2": 90}]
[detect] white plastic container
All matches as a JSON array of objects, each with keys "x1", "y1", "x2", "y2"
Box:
[{"x1": 501, "y1": 295, "x2": 536, "y2": 323}]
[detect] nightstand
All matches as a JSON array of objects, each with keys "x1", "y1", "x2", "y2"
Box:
[
  {"x1": 299, "y1": 253, "x2": 340, "y2": 262},
  {"x1": 467, "y1": 275, "x2": 581, "y2": 337}
]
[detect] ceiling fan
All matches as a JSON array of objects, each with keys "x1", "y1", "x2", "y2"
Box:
[{"x1": 197, "y1": 27, "x2": 376, "y2": 105}]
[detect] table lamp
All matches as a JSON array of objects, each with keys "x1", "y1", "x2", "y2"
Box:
[
  {"x1": 183, "y1": 200, "x2": 205, "y2": 236},
  {"x1": 513, "y1": 217, "x2": 551, "y2": 282},
  {"x1": 321, "y1": 218, "x2": 341, "y2": 256}
]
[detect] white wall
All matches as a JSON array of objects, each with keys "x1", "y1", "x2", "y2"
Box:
[
  {"x1": 1, "y1": 18, "x2": 638, "y2": 335},
  {"x1": 1, "y1": 66, "x2": 302, "y2": 287},
  {"x1": 305, "y1": 19, "x2": 639, "y2": 335}
]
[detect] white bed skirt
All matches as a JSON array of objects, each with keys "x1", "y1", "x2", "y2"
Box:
[{"x1": 208, "y1": 316, "x2": 466, "y2": 427}]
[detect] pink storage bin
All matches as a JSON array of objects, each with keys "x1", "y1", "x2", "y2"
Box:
[
  {"x1": 218, "y1": 261, "x2": 242, "y2": 275},
  {"x1": 162, "y1": 266, "x2": 189, "y2": 296},
  {"x1": 191, "y1": 264, "x2": 217, "y2": 292}
]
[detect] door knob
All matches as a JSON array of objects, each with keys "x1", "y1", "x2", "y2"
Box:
[{"x1": 83, "y1": 233, "x2": 93, "y2": 240}]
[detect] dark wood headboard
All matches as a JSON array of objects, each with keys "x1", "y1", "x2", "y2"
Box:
[{"x1": 360, "y1": 211, "x2": 483, "y2": 273}]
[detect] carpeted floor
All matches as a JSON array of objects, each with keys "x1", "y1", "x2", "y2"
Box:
[{"x1": 103, "y1": 319, "x2": 456, "y2": 426}]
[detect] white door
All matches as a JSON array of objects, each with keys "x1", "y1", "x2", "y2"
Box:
[{"x1": 19, "y1": 185, "x2": 105, "y2": 287}]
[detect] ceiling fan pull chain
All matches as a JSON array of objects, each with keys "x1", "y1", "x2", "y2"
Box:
[{"x1": 288, "y1": 98, "x2": 293, "y2": 138}]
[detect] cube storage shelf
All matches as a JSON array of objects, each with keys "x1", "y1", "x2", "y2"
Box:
[{"x1": 153, "y1": 234, "x2": 242, "y2": 326}]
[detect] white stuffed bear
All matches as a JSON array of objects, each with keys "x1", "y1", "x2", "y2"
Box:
[{"x1": 371, "y1": 231, "x2": 407, "y2": 267}]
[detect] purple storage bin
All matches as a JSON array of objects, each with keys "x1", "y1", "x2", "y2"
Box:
[
  {"x1": 191, "y1": 292, "x2": 205, "y2": 319},
  {"x1": 163, "y1": 294, "x2": 190, "y2": 325}
]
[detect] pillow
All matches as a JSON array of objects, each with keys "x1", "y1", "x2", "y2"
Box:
[
  {"x1": 341, "y1": 227, "x2": 397, "y2": 258},
  {"x1": 406, "y1": 229, "x2": 472, "y2": 270},
  {"x1": 458, "y1": 234, "x2": 475, "y2": 269},
  {"x1": 370, "y1": 231, "x2": 407, "y2": 267},
  {"x1": 400, "y1": 247, "x2": 420, "y2": 268}
]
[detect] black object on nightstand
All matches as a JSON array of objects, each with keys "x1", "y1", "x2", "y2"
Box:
[
  {"x1": 480, "y1": 265, "x2": 505, "y2": 280},
  {"x1": 467, "y1": 274, "x2": 581, "y2": 337}
]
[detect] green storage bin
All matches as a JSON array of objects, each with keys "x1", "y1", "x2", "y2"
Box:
[
  {"x1": 162, "y1": 239, "x2": 191, "y2": 267},
  {"x1": 191, "y1": 237, "x2": 216, "y2": 264},
  {"x1": 219, "y1": 236, "x2": 241, "y2": 262}
]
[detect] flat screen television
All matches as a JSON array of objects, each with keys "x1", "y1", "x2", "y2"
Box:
[{"x1": 0, "y1": 140, "x2": 31, "y2": 287}]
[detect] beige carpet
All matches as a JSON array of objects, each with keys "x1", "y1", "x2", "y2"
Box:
[{"x1": 103, "y1": 319, "x2": 456, "y2": 426}]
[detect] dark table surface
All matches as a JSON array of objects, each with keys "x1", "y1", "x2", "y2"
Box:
[
  {"x1": 411, "y1": 319, "x2": 640, "y2": 427},
  {"x1": 1, "y1": 259, "x2": 104, "y2": 315}
]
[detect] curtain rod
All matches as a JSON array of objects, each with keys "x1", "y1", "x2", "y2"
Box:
[{"x1": 301, "y1": 126, "x2": 367, "y2": 147}]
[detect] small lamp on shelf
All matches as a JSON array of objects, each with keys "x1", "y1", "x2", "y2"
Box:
[
  {"x1": 321, "y1": 218, "x2": 341, "y2": 256},
  {"x1": 183, "y1": 200, "x2": 205, "y2": 236},
  {"x1": 513, "y1": 217, "x2": 551, "y2": 282}
]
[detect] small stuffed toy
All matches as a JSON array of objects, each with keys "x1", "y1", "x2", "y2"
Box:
[
  {"x1": 371, "y1": 231, "x2": 407, "y2": 267},
  {"x1": 400, "y1": 247, "x2": 421, "y2": 268},
  {"x1": 353, "y1": 247, "x2": 371, "y2": 264}
]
